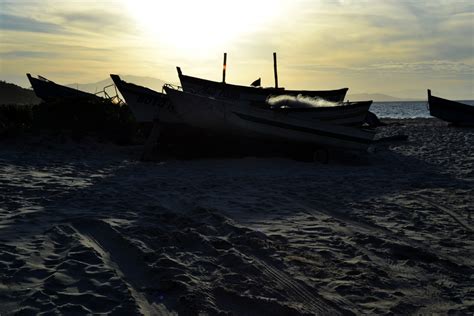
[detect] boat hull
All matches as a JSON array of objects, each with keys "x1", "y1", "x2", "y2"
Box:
[
  {"x1": 110, "y1": 74, "x2": 175, "y2": 123},
  {"x1": 272, "y1": 101, "x2": 372, "y2": 126},
  {"x1": 164, "y1": 87, "x2": 375, "y2": 151},
  {"x1": 178, "y1": 69, "x2": 371, "y2": 126},
  {"x1": 178, "y1": 70, "x2": 348, "y2": 102},
  {"x1": 26, "y1": 74, "x2": 101, "y2": 102},
  {"x1": 428, "y1": 90, "x2": 474, "y2": 126}
]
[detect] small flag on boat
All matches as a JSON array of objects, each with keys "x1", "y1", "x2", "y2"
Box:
[{"x1": 250, "y1": 78, "x2": 261, "y2": 87}]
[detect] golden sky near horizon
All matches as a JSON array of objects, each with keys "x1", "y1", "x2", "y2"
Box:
[{"x1": 0, "y1": 0, "x2": 473, "y2": 99}]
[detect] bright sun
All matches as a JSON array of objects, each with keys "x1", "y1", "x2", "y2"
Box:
[{"x1": 123, "y1": 0, "x2": 284, "y2": 53}]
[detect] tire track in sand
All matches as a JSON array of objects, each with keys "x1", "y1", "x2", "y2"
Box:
[
  {"x1": 292, "y1": 196, "x2": 468, "y2": 266},
  {"x1": 250, "y1": 255, "x2": 347, "y2": 315},
  {"x1": 71, "y1": 219, "x2": 175, "y2": 316},
  {"x1": 416, "y1": 195, "x2": 473, "y2": 233},
  {"x1": 160, "y1": 187, "x2": 347, "y2": 314}
]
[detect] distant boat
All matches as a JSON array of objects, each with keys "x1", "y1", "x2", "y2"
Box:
[
  {"x1": 110, "y1": 74, "x2": 173, "y2": 123},
  {"x1": 427, "y1": 90, "x2": 474, "y2": 126},
  {"x1": 26, "y1": 73, "x2": 102, "y2": 102},
  {"x1": 163, "y1": 85, "x2": 375, "y2": 151},
  {"x1": 177, "y1": 67, "x2": 349, "y2": 102}
]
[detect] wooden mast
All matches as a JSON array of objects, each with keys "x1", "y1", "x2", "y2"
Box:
[
  {"x1": 273, "y1": 52, "x2": 278, "y2": 89},
  {"x1": 222, "y1": 52, "x2": 227, "y2": 83}
]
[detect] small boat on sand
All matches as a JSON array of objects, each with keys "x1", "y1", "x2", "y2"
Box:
[
  {"x1": 163, "y1": 85, "x2": 375, "y2": 151},
  {"x1": 177, "y1": 67, "x2": 348, "y2": 102},
  {"x1": 427, "y1": 90, "x2": 474, "y2": 126},
  {"x1": 26, "y1": 74, "x2": 102, "y2": 102}
]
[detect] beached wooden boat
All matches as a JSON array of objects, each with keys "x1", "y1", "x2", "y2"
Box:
[
  {"x1": 110, "y1": 74, "x2": 175, "y2": 123},
  {"x1": 112, "y1": 74, "x2": 370, "y2": 126},
  {"x1": 26, "y1": 73, "x2": 102, "y2": 102},
  {"x1": 163, "y1": 85, "x2": 375, "y2": 151},
  {"x1": 427, "y1": 90, "x2": 474, "y2": 126},
  {"x1": 177, "y1": 67, "x2": 348, "y2": 102}
]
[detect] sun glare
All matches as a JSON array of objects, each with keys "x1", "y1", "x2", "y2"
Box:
[{"x1": 123, "y1": 0, "x2": 284, "y2": 53}]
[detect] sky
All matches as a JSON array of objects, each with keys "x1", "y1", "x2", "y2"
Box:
[{"x1": 0, "y1": 0, "x2": 473, "y2": 99}]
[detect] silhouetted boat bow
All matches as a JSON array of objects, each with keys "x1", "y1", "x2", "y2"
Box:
[
  {"x1": 26, "y1": 73, "x2": 103, "y2": 102},
  {"x1": 110, "y1": 74, "x2": 172, "y2": 123},
  {"x1": 427, "y1": 89, "x2": 474, "y2": 126}
]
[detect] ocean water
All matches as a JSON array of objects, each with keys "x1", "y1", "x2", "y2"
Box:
[{"x1": 371, "y1": 100, "x2": 474, "y2": 119}]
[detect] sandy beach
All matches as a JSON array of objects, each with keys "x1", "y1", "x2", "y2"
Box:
[{"x1": 0, "y1": 118, "x2": 472, "y2": 315}]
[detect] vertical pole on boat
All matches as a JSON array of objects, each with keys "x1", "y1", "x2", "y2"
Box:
[
  {"x1": 273, "y1": 52, "x2": 279, "y2": 89},
  {"x1": 427, "y1": 89, "x2": 432, "y2": 111},
  {"x1": 222, "y1": 52, "x2": 227, "y2": 83}
]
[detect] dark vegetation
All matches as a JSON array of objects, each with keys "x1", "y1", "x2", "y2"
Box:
[
  {"x1": 0, "y1": 81, "x2": 41, "y2": 105},
  {"x1": 0, "y1": 100, "x2": 146, "y2": 144}
]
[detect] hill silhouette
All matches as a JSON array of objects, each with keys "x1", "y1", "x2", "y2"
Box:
[
  {"x1": 0, "y1": 81, "x2": 41, "y2": 105},
  {"x1": 346, "y1": 92, "x2": 419, "y2": 102},
  {"x1": 72, "y1": 76, "x2": 417, "y2": 102},
  {"x1": 3, "y1": 74, "x2": 422, "y2": 103}
]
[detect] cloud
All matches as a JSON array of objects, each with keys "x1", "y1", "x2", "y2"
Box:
[
  {"x1": 0, "y1": 50, "x2": 57, "y2": 58},
  {"x1": 0, "y1": 1, "x2": 137, "y2": 36},
  {"x1": 0, "y1": 0, "x2": 472, "y2": 98},
  {"x1": 288, "y1": 60, "x2": 474, "y2": 75},
  {"x1": 362, "y1": 61, "x2": 474, "y2": 75},
  {"x1": 0, "y1": 13, "x2": 64, "y2": 33},
  {"x1": 57, "y1": 10, "x2": 138, "y2": 34}
]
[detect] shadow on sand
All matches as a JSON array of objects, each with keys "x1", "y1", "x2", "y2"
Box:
[{"x1": 0, "y1": 128, "x2": 473, "y2": 314}]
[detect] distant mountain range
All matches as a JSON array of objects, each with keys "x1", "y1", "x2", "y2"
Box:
[
  {"x1": 71, "y1": 77, "x2": 421, "y2": 102},
  {"x1": 0, "y1": 81, "x2": 41, "y2": 104},
  {"x1": 66, "y1": 75, "x2": 169, "y2": 95},
  {"x1": 2, "y1": 75, "x2": 422, "y2": 104},
  {"x1": 346, "y1": 93, "x2": 419, "y2": 102},
  {"x1": 64, "y1": 75, "x2": 419, "y2": 102}
]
